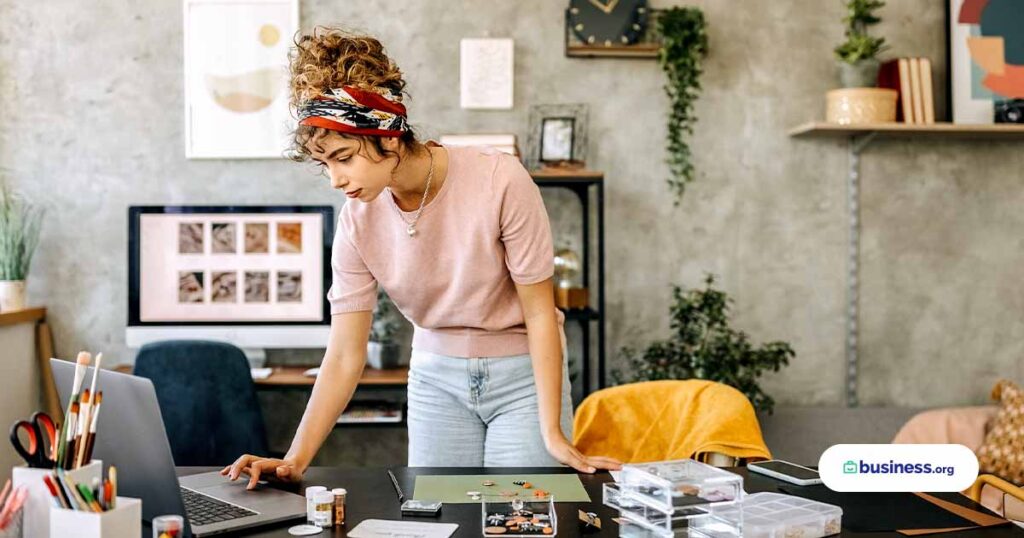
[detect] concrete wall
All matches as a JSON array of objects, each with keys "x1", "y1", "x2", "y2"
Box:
[{"x1": 1, "y1": 0, "x2": 1021, "y2": 410}]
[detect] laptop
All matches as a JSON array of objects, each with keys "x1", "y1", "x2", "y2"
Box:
[{"x1": 51, "y1": 359, "x2": 307, "y2": 536}]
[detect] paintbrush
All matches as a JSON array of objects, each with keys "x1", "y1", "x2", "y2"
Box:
[
  {"x1": 62, "y1": 401, "x2": 80, "y2": 470},
  {"x1": 56, "y1": 352, "x2": 91, "y2": 469},
  {"x1": 74, "y1": 352, "x2": 102, "y2": 465},
  {"x1": 73, "y1": 389, "x2": 91, "y2": 469},
  {"x1": 83, "y1": 391, "x2": 102, "y2": 465}
]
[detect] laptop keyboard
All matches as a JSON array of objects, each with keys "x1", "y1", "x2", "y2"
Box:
[{"x1": 181, "y1": 487, "x2": 258, "y2": 527}]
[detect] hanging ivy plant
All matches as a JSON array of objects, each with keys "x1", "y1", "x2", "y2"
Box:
[{"x1": 656, "y1": 7, "x2": 708, "y2": 205}]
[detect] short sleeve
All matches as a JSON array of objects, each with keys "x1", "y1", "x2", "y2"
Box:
[
  {"x1": 326, "y1": 213, "x2": 377, "y2": 313},
  {"x1": 497, "y1": 154, "x2": 555, "y2": 285}
]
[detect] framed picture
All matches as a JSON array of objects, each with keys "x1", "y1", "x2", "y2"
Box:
[
  {"x1": 525, "y1": 103, "x2": 589, "y2": 170},
  {"x1": 540, "y1": 118, "x2": 576, "y2": 162},
  {"x1": 459, "y1": 38, "x2": 514, "y2": 110},
  {"x1": 948, "y1": 0, "x2": 1024, "y2": 124},
  {"x1": 183, "y1": 0, "x2": 299, "y2": 158}
]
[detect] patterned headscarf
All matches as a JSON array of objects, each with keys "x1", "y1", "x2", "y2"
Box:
[{"x1": 297, "y1": 85, "x2": 409, "y2": 136}]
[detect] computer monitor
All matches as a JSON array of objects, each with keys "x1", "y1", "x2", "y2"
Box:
[{"x1": 127, "y1": 205, "x2": 333, "y2": 349}]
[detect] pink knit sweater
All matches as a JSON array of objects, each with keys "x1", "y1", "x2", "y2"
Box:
[{"x1": 327, "y1": 144, "x2": 564, "y2": 358}]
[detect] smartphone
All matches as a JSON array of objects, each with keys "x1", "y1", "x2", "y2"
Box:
[
  {"x1": 401, "y1": 499, "x2": 442, "y2": 517},
  {"x1": 747, "y1": 460, "x2": 822, "y2": 486}
]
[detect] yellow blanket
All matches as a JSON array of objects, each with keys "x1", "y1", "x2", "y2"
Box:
[{"x1": 572, "y1": 379, "x2": 772, "y2": 463}]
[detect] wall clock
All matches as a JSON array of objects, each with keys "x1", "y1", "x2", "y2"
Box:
[{"x1": 567, "y1": 0, "x2": 648, "y2": 47}]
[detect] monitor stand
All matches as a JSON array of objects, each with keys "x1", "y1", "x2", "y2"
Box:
[{"x1": 242, "y1": 348, "x2": 267, "y2": 369}]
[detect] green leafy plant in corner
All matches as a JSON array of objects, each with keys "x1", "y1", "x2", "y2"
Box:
[
  {"x1": 834, "y1": 0, "x2": 887, "y2": 64},
  {"x1": 0, "y1": 182, "x2": 43, "y2": 281},
  {"x1": 370, "y1": 289, "x2": 400, "y2": 344},
  {"x1": 612, "y1": 275, "x2": 795, "y2": 414},
  {"x1": 656, "y1": 6, "x2": 708, "y2": 205}
]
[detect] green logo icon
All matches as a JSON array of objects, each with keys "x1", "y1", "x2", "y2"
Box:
[{"x1": 843, "y1": 460, "x2": 858, "y2": 474}]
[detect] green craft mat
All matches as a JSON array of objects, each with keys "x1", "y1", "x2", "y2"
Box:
[{"x1": 412, "y1": 474, "x2": 591, "y2": 504}]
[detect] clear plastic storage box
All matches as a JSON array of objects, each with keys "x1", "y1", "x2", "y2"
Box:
[
  {"x1": 713, "y1": 492, "x2": 842, "y2": 538},
  {"x1": 481, "y1": 494, "x2": 557, "y2": 536},
  {"x1": 603, "y1": 459, "x2": 744, "y2": 538},
  {"x1": 619, "y1": 459, "x2": 743, "y2": 513}
]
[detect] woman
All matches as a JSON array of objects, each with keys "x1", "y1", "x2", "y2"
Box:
[{"x1": 222, "y1": 28, "x2": 621, "y2": 489}]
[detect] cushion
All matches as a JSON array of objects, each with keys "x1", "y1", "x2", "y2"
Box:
[
  {"x1": 977, "y1": 380, "x2": 1024, "y2": 485},
  {"x1": 892, "y1": 406, "x2": 998, "y2": 451}
]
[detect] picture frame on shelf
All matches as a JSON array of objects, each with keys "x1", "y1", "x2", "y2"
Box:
[
  {"x1": 183, "y1": 0, "x2": 298, "y2": 158},
  {"x1": 525, "y1": 103, "x2": 588, "y2": 171},
  {"x1": 947, "y1": 0, "x2": 1024, "y2": 124}
]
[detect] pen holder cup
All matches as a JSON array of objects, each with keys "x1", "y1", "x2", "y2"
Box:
[
  {"x1": 49, "y1": 497, "x2": 141, "y2": 538},
  {"x1": 10, "y1": 460, "x2": 102, "y2": 538}
]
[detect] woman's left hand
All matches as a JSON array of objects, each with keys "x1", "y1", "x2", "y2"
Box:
[{"x1": 544, "y1": 433, "x2": 622, "y2": 473}]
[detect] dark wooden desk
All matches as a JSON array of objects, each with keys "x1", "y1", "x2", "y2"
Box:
[{"x1": 165, "y1": 467, "x2": 1024, "y2": 537}]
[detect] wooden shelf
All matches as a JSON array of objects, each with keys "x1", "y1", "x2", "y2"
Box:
[
  {"x1": 530, "y1": 168, "x2": 604, "y2": 180},
  {"x1": 789, "y1": 121, "x2": 1024, "y2": 139},
  {"x1": 566, "y1": 43, "x2": 660, "y2": 58},
  {"x1": 113, "y1": 364, "x2": 409, "y2": 387},
  {"x1": 259, "y1": 366, "x2": 408, "y2": 387},
  {"x1": 0, "y1": 307, "x2": 45, "y2": 327}
]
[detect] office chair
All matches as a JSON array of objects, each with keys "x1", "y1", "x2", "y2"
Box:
[{"x1": 133, "y1": 340, "x2": 270, "y2": 466}]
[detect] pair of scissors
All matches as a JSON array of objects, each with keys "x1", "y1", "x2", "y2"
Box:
[{"x1": 9, "y1": 412, "x2": 58, "y2": 468}]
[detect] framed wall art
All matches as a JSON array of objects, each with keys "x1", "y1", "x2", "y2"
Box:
[
  {"x1": 948, "y1": 0, "x2": 1024, "y2": 124},
  {"x1": 183, "y1": 0, "x2": 299, "y2": 158}
]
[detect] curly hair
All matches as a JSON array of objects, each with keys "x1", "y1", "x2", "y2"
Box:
[{"x1": 287, "y1": 27, "x2": 418, "y2": 163}]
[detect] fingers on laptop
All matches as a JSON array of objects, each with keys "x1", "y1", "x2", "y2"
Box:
[
  {"x1": 223, "y1": 454, "x2": 256, "y2": 480},
  {"x1": 247, "y1": 460, "x2": 267, "y2": 490}
]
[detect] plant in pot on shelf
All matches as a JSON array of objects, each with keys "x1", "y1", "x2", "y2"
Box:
[
  {"x1": 611, "y1": 275, "x2": 795, "y2": 414},
  {"x1": 0, "y1": 182, "x2": 43, "y2": 313},
  {"x1": 656, "y1": 6, "x2": 708, "y2": 205},
  {"x1": 834, "y1": 0, "x2": 887, "y2": 88},
  {"x1": 367, "y1": 289, "x2": 402, "y2": 370}
]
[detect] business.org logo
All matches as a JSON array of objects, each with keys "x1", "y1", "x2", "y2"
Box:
[
  {"x1": 840, "y1": 459, "x2": 955, "y2": 477},
  {"x1": 820, "y1": 445, "x2": 977, "y2": 492}
]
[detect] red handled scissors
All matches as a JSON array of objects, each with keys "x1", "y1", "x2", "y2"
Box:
[{"x1": 9, "y1": 412, "x2": 58, "y2": 468}]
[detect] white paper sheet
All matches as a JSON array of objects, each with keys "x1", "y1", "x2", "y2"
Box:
[{"x1": 348, "y1": 519, "x2": 459, "y2": 538}]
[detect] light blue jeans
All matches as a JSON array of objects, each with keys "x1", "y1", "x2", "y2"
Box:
[{"x1": 407, "y1": 348, "x2": 574, "y2": 467}]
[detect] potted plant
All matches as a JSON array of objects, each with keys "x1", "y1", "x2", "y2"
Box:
[
  {"x1": 834, "y1": 0, "x2": 887, "y2": 88},
  {"x1": 656, "y1": 6, "x2": 708, "y2": 205},
  {"x1": 611, "y1": 275, "x2": 795, "y2": 414},
  {"x1": 0, "y1": 183, "x2": 43, "y2": 312},
  {"x1": 367, "y1": 289, "x2": 402, "y2": 369}
]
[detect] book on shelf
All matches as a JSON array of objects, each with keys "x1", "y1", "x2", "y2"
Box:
[
  {"x1": 337, "y1": 400, "x2": 404, "y2": 424},
  {"x1": 909, "y1": 58, "x2": 925, "y2": 124},
  {"x1": 919, "y1": 57, "x2": 935, "y2": 124},
  {"x1": 877, "y1": 57, "x2": 934, "y2": 124}
]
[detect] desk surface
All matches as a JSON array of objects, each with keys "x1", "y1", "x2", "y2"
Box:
[{"x1": 170, "y1": 466, "x2": 1024, "y2": 537}]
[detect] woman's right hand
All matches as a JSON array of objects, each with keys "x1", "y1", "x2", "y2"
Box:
[{"x1": 220, "y1": 455, "x2": 305, "y2": 490}]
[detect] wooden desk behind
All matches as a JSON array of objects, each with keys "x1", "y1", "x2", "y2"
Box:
[{"x1": 114, "y1": 364, "x2": 409, "y2": 387}]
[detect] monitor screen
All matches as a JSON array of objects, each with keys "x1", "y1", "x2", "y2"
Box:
[{"x1": 128, "y1": 206, "x2": 333, "y2": 326}]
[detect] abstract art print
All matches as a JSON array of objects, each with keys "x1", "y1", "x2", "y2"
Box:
[
  {"x1": 950, "y1": 0, "x2": 1024, "y2": 123},
  {"x1": 184, "y1": 0, "x2": 298, "y2": 158}
]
